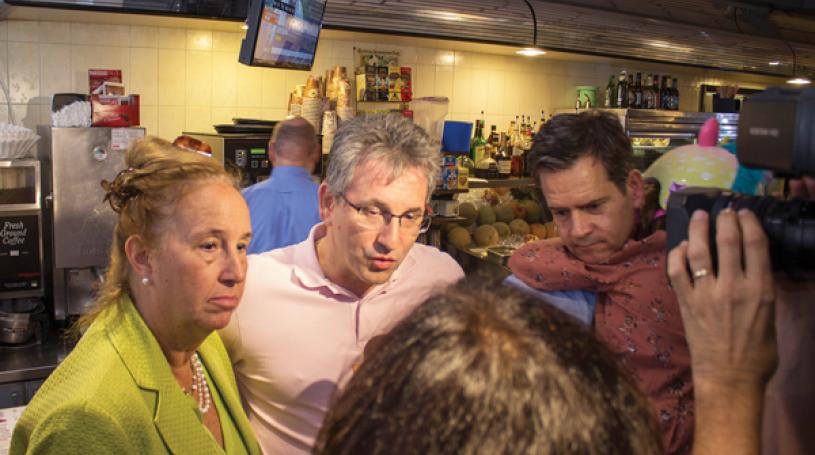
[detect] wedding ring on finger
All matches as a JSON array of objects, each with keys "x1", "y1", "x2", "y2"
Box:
[{"x1": 692, "y1": 268, "x2": 710, "y2": 280}]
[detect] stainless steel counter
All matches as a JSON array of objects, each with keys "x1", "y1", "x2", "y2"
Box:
[{"x1": 0, "y1": 332, "x2": 73, "y2": 384}]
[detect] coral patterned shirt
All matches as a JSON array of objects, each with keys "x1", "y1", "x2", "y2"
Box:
[{"x1": 509, "y1": 231, "x2": 693, "y2": 455}]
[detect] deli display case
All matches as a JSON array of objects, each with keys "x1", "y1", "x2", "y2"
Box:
[
  {"x1": 611, "y1": 109, "x2": 738, "y2": 170},
  {"x1": 557, "y1": 109, "x2": 739, "y2": 170}
]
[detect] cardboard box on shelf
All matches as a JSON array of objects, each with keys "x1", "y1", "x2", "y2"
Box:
[{"x1": 91, "y1": 95, "x2": 140, "y2": 127}]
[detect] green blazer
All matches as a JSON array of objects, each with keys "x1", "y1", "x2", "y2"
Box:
[{"x1": 10, "y1": 296, "x2": 260, "y2": 455}]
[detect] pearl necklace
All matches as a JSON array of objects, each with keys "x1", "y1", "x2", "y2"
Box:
[{"x1": 188, "y1": 352, "x2": 211, "y2": 414}]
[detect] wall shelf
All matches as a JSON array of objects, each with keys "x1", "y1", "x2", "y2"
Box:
[{"x1": 468, "y1": 177, "x2": 536, "y2": 189}]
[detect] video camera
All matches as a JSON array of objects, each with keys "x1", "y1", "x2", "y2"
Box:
[{"x1": 666, "y1": 87, "x2": 815, "y2": 277}]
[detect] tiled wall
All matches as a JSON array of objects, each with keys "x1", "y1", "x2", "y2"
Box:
[{"x1": 0, "y1": 18, "x2": 785, "y2": 140}]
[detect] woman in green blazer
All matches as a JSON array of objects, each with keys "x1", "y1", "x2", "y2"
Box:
[{"x1": 11, "y1": 137, "x2": 260, "y2": 454}]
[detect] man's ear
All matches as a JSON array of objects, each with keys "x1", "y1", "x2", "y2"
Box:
[
  {"x1": 627, "y1": 169, "x2": 645, "y2": 210},
  {"x1": 318, "y1": 183, "x2": 335, "y2": 223},
  {"x1": 124, "y1": 235, "x2": 152, "y2": 280},
  {"x1": 267, "y1": 143, "x2": 277, "y2": 166}
]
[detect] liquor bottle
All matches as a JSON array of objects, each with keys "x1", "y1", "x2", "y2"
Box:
[
  {"x1": 616, "y1": 71, "x2": 628, "y2": 108},
  {"x1": 632, "y1": 72, "x2": 643, "y2": 109},
  {"x1": 496, "y1": 133, "x2": 512, "y2": 177},
  {"x1": 470, "y1": 119, "x2": 487, "y2": 165},
  {"x1": 488, "y1": 124, "x2": 498, "y2": 143},
  {"x1": 651, "y1": 74, "x2": 662, "y2": 109},
  {"x1": 627, "y1": 74, "x2": 636, "y2": 109},
  {"x1": 660, "y1": 76, "x2": 670, "y2": 110},
  {"x1": 642, "y1": 75, "x2": 655, "y2": 109},
  {"x1": 670, "y1": 78, "x2": 680, "y2": 110},
  {"x1": 604, "y1": 75, "x2": 616, "y2": 108}
]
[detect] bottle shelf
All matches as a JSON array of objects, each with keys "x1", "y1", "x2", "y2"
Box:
[{"x1": 467, "y1": 177, "x2": 536, "y2": 189}]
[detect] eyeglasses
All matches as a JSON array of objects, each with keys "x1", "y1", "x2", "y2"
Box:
[{"x1": 338, "y1": 194, "x2": 431, "y2": 234}]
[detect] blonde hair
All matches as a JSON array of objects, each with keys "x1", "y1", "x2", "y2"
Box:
[{"x1": 75, "y1": 136, "x2": 237, "y2": 334}]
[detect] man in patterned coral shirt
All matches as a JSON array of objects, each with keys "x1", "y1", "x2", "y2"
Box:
[{"x1": 508, "y1": 111, "x2": 692, "y2": 455}]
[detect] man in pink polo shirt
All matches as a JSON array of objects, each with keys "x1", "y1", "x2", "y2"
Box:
[{"x1": 220, "y1": 114, "x2": 465, "y2": 454}]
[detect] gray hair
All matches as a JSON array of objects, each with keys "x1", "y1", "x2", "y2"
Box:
[{"x1": 325, "y1": 114, "x2": 440, "y2": 201}]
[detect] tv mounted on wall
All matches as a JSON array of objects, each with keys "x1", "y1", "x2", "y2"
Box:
[{"x1": 239, "y1": 0, "x2": 327, "y2": 71}]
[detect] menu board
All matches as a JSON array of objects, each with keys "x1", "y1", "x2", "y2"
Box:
[{"x1": 252, "y1": 0, "x2": 326, "y2": 70}]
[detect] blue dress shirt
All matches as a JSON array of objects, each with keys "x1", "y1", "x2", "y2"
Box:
[
  {"x1": 503, "y1": 274, "x2": 596, "y2": 326},
  {"x1": 242, "y1": 166, "x2": 321, "y2": 254}
]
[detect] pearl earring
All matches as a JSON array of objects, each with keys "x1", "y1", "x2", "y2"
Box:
[{"x1": 141, "y1": 277, "x2": 150, "y2": 286}]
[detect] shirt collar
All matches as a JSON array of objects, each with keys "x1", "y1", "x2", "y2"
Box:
[
  {"x1": 271, "y1": 165, "x2": 312, "y2": 180},
  {"x1": 291, "y1": 223, "x2": 418, "y2": 298}
]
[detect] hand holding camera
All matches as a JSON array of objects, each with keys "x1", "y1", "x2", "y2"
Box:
[{"x1": 668, "y1": 209, "x2": 777, "y2": 455}]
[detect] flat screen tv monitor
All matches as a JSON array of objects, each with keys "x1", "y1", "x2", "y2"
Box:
[{"x1": 239, "y1": 0, "x2": 327, "y2": 71}]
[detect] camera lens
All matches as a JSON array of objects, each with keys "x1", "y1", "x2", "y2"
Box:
[{"x1": 709, "y1": 193, "x2": 815, "y2": 276}]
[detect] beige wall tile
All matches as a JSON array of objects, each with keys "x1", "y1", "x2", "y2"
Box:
[
  {"x1": 40, "y1": 44, "x2": 72, "y2": 98},
  {"x1": 486, "y1": 70, "x2": 505, "y2": 115},
  {"x1": 158, "y1": 48, "x2": 186, "y2": 106},
  {"x1": 211, "y1": 107, "x2": 235, "y2": 125},
  {"x1": 261, "y1": 69, "x2": 287, "y2": 108},
  {"x1": 139, "y1": 105, "x2": 158, "y2": 136},
  {"x1": 0, "y1": 21, "x2": 8, "y2": 41},
  {"x1": 130, "y1": 47, "x2": 158, "y2": 104},
  {"x1": 8, "y1": 42, "x2": 40, "y2": 103},
  {"x1": 470, "y1": 69, "x2": 488, "y2": 115},
  {"x1": 451, "y1": 67, "x2": 472, "y2": 114},
  {"x1": 0, "y1": 41, "x2": 8, "y2": 88},
  {"x1": 313, "y1": 38, "x2": 332, "y2": 65},
  {"x1": 130, "y1": 26, "x2": 158, "y2": 48},
  {"x1": 186, "y1": 30, "x2": 212, "y2": 51},
  {"x1": 212, "y1": 51, "x2": 237, "y2": 107},
  {"x1": 413, "y1": 64, "x2": 435, "y2": 98},
  {"x1": 72, "y1": 24, "x2": 130, "y2": 47},
  {"x1": 8, "y1": 21, "x2": 38, "y2": 42},
  {"x1": 234, "y1": 106, "x2": 263, "y2": 119},
  {"x1": 158, "y1": 106, "x2": 185, "y2": 140},
  {"x1": 517, "y1": 72, "x2": 539, "y2": 115},
  {"x1": 502, "y1": 71, "x2": 521, "y2": 114},
  {"x1": 236, "y1": 64, "x2": 263, "y2": 107},
  {"x1": 331, "y1": 40, "x2": 355, "y2": 62},
  {"x1": 435, "y1": 65, "x2": 454, "y2": 99},
  {"x1": 186, "y1": 50, "x2": 212, "y2": 106},
  {"x1": 158, "y1": 28, "x2": 186, "y2": 50},
  {"x1": 213, "y1": 31, "x2": 242, "y2": 53},
  {"x1": 262, "y1": 108, "x2": 288, "y2": 120},
  {"x1": 38, "y1": 21, "x2": 71, "y2": 44},
  {"x1": 185, "y1": 106, "x2": 211, "y2": 132}
]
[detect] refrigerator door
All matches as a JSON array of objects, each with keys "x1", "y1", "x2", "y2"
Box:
[{"x1": 45, "y1": 127, "x2": 144, "y2": 269}]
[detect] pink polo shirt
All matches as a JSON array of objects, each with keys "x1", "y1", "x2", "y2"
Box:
[{"x1": 220, "y1": 224, "x2": 464, "y2": 455}]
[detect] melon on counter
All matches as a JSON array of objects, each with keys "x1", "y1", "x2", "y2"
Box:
[{"x1": 474, "y1": 225, "x2": 500, "y2": 247}]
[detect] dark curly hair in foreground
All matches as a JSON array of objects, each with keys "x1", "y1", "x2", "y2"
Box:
[{"x1": 314, "y1": 279, "x2": 663, "y2": 455}]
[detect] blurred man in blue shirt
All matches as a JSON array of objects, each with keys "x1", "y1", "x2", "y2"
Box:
[{"x1": 243, "y1": 117, "x2": 321, "y2": 254}]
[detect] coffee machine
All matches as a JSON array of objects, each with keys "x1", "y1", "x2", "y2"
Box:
[
  {"x1": 184, "y1": 132, "x2": 273, "y2": 187},
  {"x1": 38, "y1": 126, "x2": 145, "y2": 322},
  {"x1": 0, "y1": 159, "x2": 44, "y2": 299}
]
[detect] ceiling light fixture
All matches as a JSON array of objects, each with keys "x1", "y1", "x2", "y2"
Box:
[
  {"x1": 516, "y1": 0, "x2": 546, "y2": 57},
  {"x1": 768, "y1": 61, "x2": 781, "y2": 66},
  {"x1": 241, "y1": 21, "x2": 249, "y2": 30},
  {"x1": 788, "y1": 77, "x2": 812, "y2": 85},
  {"x1": 784, "y1": 43, "x2": 811, "y2": 85}
]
